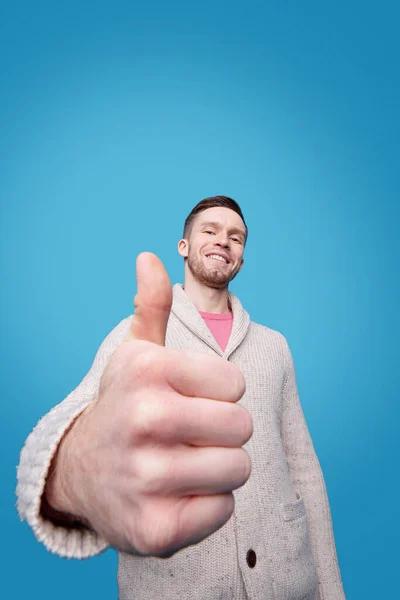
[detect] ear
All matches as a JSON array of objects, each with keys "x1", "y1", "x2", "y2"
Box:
[{"x1": 177, "y1": 238, "x2": 189, "y2": 258}]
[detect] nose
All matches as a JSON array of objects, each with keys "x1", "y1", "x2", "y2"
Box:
[{"x1": 214, "y1": 231, "x2": 230, "y2": 248}]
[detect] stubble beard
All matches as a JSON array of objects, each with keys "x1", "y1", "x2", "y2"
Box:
[{"x1": 187, "y1": 251, "x2": 239, "y2": 289}]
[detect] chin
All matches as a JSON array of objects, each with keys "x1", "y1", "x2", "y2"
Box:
[
  {"x1": 204, "y1": 279, "x2": 229, "y2": 289},
  {"x1": 200, "y1": 269, "x2": 233, "y2": 288},
  {"x1": 187, "y1": 254, "x2": 238, "y2": 288}
]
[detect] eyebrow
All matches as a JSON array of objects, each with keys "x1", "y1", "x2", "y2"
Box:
[{"x1": 199, "y1": 221, "x2": 246, "y2": 238}]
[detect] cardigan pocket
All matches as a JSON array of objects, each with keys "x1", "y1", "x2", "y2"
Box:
[
  {"x1": 280, "y1": 492, "x2": 307, "y2": 521},
  {"x1": 269, "y1": 492, "x2": 318, "y2": 600}
]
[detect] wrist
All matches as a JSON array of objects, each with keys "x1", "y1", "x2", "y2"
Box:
[
  {"x1": 40, "y1": 488, "x2": 90, "y2": 529},
  {"x1": 42, "y1": 415, "x2": 89, "y2": 527}
]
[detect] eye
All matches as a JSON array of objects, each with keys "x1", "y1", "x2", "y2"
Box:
[
  {"x1": 231, "y1": 237, "x2": 241, "y2": 243},
  {"x1": 205, "y1": 230, "x2": 215, "y2": 234}
]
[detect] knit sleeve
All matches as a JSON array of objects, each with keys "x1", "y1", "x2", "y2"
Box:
[
  {"x1": 280, "y1": 340, "x2": 346, "y2": 600},
  {"x1": 15, "y1": 316, "x2": 132, "y2": 559}
]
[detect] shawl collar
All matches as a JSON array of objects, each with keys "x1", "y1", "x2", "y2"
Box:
[{"x1": 170, "y1": 283, "x2": 250, "y2": 359}]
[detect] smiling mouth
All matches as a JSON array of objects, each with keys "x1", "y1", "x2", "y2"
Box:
[{"x1": 205, "y1": 254, "x2": 229, "y2": 264}]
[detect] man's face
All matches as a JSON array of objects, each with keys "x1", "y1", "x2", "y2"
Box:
[{"x1": 178, "y1": 207, "x2": 246, "y2": 289}]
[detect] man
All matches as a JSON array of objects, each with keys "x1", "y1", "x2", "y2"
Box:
[{"x1": 16, "y1": 196, "x2": 346, "y2": 600}]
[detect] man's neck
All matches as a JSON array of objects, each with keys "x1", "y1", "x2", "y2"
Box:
[{"x1": 183, "y1": 277, "x2": 231, "y2": 314}]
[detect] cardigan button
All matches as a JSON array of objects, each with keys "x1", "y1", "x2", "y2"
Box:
[{"x1": 246, "y1": 549, "x2": 257, "y2": 568}]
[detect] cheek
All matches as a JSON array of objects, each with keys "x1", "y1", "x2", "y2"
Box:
[{"x1": 234, "y1": 255, "x2": 244, "y2": 269}]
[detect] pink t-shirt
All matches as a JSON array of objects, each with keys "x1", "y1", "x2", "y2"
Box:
[{"x1": 199, "y1": 311, "x2": 233, "y2": 352}]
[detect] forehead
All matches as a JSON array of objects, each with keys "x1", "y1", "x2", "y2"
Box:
[{"x1": 193, "y1": 207, "x2": 246, "y2": 231}]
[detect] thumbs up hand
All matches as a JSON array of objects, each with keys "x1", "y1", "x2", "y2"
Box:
[
  {"x1": 44, "y1": 253, "x2": 253, "y2": 558},
  {"x1": 126, "y1": 252, "x2": 172, "y2": 346}
]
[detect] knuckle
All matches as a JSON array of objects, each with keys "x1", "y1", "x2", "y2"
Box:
[
  {"x1": 133, "y1": 398, "x2": 169, "y2": 441},
  {"x1": 137, "y1": 503, "x2": 179, "y2": 556},
  {"x1": 131, "y1": 345, "x2": 160, "y2": 380},
  {"x1": 108, "y1": 342, "x2": 159, "y2": 391},
  {"x1": 136, "y1": 451, "x2": 173, "y2": 495},
  {"x1": 111, "y1": 339, "x2": 146, "y2": 368}
]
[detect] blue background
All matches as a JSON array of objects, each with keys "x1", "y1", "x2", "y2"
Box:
[{"x1": 1, "y1": 1, "x2": 399, "y2": 598}]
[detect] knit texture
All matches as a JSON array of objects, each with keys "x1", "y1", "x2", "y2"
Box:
[{"x1": 16, "y1": 284, "x2": 346, "y2": 600}]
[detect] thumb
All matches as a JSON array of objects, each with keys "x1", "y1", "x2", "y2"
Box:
[{"x1": 126, "y1": 252, "x2": 173, "y2": 346}]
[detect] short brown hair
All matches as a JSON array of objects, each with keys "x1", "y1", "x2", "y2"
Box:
[{"x1": 183, "y1": 196, "x2": 248, "y2": 243}]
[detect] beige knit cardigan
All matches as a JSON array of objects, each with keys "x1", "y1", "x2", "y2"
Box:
[{"x1": 16, "y1": 284, "x2": 346, "y2": 600}]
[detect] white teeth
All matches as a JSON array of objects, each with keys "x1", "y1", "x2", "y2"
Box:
[{"x1": 206, "y1": 254, "x2": 227, "y2": 263}]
